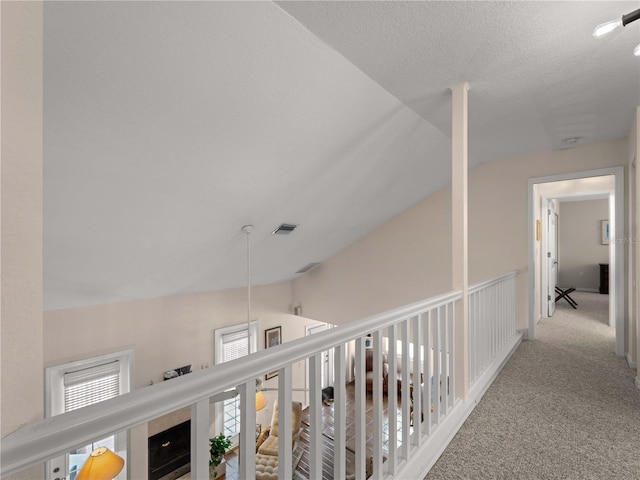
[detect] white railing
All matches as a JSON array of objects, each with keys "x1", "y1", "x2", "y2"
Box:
[
  {"x1": 468, "y1": 271, "x2": 517, "y2": 388},
  {"x1": 2, "y1": 271, "x2": 519, "y2": 480}
]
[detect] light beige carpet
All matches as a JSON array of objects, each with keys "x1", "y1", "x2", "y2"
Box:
[{"x1": 425, "y1": 292, "x2": 640, "y2": 480}]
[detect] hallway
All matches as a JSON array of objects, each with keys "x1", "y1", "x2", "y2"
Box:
[{"x1": 425, "y1": 292, "x2": 640, "y2": 479}]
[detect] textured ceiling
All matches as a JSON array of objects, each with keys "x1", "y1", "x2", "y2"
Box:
[{"x1": 43, "y1": 1, "x2": 640, "y2": 310}]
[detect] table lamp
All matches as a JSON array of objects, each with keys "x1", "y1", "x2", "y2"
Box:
[{"x1": 76, "y1": 446, "x2": 124, "y2": 480}]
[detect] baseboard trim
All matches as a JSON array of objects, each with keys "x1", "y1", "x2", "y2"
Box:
[
  {"x1": 626, "y1": 353, "x2": 637, "y2": 369},
  {"x1": 393, "y1": 332, "x2": 523, "y2": 479}
]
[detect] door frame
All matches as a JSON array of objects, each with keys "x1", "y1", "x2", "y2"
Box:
[
  {"x1": 304, "y1": 323, "x2": 334, "y2": 407},
  {"x1": 544, "y1": 201, "x2": 558, "y2": 317},
  {"x1": 528, "y1": 166, "x2": 625, "y2": 356}
]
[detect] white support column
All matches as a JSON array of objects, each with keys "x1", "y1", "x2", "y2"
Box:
[
  {"x1": 191, "y1": 399, "x2": 210, "y2": 480},
  {"x1": 309, "y1": 354, "x2": 323, "y2": 479},
  {"x1": 334, "y1": 344, "x2": 347, "y2": 480},
  {"x1": 238, "y1": 381, "x2": 256, "y2": 480},
  {"x1": 354, "y1": 337, "x2": 366, "y2": 479},
  {"x1": 1, "y1": 10, "x2": 44, "y2": 480},
  {"x1": 451, "y1": 81, "x2": 470, "y2": 400},
  {"x1": 277, "y1": 365, "x2": 293, "y2": 480}
]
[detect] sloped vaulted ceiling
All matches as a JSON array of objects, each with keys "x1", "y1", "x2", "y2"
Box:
[{"x1": 43, "y1": 1, "x2": 639, "y2": 310}]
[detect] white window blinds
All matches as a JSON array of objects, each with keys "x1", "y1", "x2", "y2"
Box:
[
  {"x1": 64, "y1": 360, "x2": 120, "y2": 412},
  {"x1": 221, "y1": 329, "x2": 249, "y2": 362}
]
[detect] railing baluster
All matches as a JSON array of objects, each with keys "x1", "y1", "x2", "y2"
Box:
[
  {"x1": 386, "y1": 324, "x2": 398, "y2": 475},
  {"x1": 355, "y1": 337, "x2": 366, "y2": 480},
  {"x1": 433, "y1": 308, "x2": 441, "y2": 424},
  {"x1": 423, "y1": 311, "x2": 431, "y2": 437},
  {"x1": 334, "y1": 344, "x2": 346, "y2": 480},
  {"x1": 400, "y1": 319, "x2": 410, "y2": 458},
  {"x1": 238, "y1": 380, "x2": 256, "y2": 480},
  {"x1": 190, "y1": 399, "x2": 210, "y2": 480},
  {"x1": 441, "y1": 305, "x2": 449, "y2": 416},
  {"x1": 412, "y1": 315, "x2": 421, "y2": 445},
  {"x1": 372, "y1": 330, "x2": 384, "y2": 479},
  {"x1": 309, "y1": 354, "x2": 322, "y2": 480},
  {"x1": 449, "y1": 301, "x2": 455, "y2": 407},
  {"x1": 277, "y1": 365, "x2": 293, "y2": 480},
  {"x1": 469, "y1": 292, "x2": 474, "y2": 386}
]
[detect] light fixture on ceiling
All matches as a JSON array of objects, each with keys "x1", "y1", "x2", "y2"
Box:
[{"x1": 592, "y1": 8, "x2": 640, "y2": 56}]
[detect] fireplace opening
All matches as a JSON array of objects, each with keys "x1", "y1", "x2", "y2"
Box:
[{"x1": 148, "y1": 420, "x2": 191, "y2": 480}]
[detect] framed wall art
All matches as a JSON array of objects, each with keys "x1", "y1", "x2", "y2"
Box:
[
  {"x1": 602, "y1": 220, "x2": 610, "y2": 245},
  {"x1": 264, "y1": 326, "x2": 282, "y2": 379}
]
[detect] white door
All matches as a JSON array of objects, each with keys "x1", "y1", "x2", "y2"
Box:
[
  {"x1": 305, "y1": 324, "x2": 334, "y2": 405},
  {"x1": 548, "y1": 205, "x2": 558, "y2": 316}
]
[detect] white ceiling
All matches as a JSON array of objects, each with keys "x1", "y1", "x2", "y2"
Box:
[{"x1": 43, "y1": 1, "x2": 640, "y2": 310}]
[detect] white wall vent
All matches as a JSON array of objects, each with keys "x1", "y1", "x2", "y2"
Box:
[
  {"x1": 296, "y1": 262, "x2": 320, "y2": 274},
  {"x1": 272, "y1": 223, "x2": 298, "y2": 234}
]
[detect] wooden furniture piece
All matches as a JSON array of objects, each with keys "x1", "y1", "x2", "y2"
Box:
[
  {"x1": 599, "y1": 263, "x2": 609, "y2": 294},
  {"x1": 555, "y1": 286, "x2": 577, "y2": 309}
]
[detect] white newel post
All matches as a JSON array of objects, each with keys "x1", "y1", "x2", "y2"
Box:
[
  {"x1": 191, "y1": 399, "x2": 210, "y2": 480},
  {"x1": 451, "y1": 81, "x2": 470, "y2": 400}
]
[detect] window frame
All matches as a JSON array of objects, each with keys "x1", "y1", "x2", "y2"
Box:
[
  {"x1": 214, "y1": 320, "x2": 258, "y2": 442},
  {"x1": 45, "y1": 349, "x2": 135, "y2": 480}
]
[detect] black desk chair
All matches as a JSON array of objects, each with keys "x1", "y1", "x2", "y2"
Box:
[{"x1": 555, "y1": 286, "x2": 577, "y2": 309}]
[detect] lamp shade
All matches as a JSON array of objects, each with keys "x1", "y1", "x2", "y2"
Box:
[
  {"x1": 76, "y1": 446, "x2": 124, "y2": 480},
  {"x1": 255, "y1": 390, "x2": 268, "y2": 411}
]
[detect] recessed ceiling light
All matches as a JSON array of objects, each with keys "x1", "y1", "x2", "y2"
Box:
[{"x1": 272, "y1": 223, "x2": 298, "y2": 235}]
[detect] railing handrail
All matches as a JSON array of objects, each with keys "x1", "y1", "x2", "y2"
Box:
[
  {"x1": 1, "y1": 288, "x2": 462, "y2": 476},
  {"x1": 468, "y1": 270, "x2": 518, "y2": 295}
]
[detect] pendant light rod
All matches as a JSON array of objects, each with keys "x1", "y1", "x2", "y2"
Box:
[{"x1": 241, "y1": 225, "x2": 254, "y2": 326}]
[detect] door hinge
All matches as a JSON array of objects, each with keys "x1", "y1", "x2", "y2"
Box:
[
  {"x1": 548, "y1": 295, "x2": 551, "y2": 301},
  {"x1": 548, "y1": 252, "x2": 551, "y2": 257}
]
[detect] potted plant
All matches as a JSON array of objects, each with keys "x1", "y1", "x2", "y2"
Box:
[{"x1": 209, "y1": 433, "x2": 232, "y2": 479}]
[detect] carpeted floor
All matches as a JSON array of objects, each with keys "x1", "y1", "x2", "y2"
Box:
[{"x1": 425, "y1": 292, "x2": 640, "y2": 480}]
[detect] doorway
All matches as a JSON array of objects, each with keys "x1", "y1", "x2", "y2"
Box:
[
  {"x1": 528, "y1": 167, "x2": 624, "y2": 356},
  {"x1": 305, "y1": 323, "x2": 335, "y2": 406}
]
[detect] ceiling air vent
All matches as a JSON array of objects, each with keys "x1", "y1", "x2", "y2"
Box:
[
  {"x1": 272, "y1": 223, "x2": 298, "y2": 235},
  {"x1": 296, "y1": 262, "x2": 320, "y2": 274}
]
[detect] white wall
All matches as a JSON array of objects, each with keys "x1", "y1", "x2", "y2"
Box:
[
  {"x1": 558, "y1": 199, "x2": 609, "y2": 291},
  {"x1": 1, "y1": 4, "x2": 44, "y2": 479},
  {"x1": 293, "y1": 138, "x2": 629, "y2": 334},
  {"x1": 44, "y1": 282, "x2": 324, "y2": 477}
]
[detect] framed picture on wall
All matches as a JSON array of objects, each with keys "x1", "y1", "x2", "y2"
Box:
[
  {"x1": 602, "y1": 220, "x2": 610, "y2": 245},
  {"x1": 265, "y1": 326, "x2": 282, "y2": 380}
]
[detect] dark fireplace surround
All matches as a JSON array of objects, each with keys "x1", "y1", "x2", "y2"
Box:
[{"x1": 148, "y1": 420, "x2": 191, "y2": 480}]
